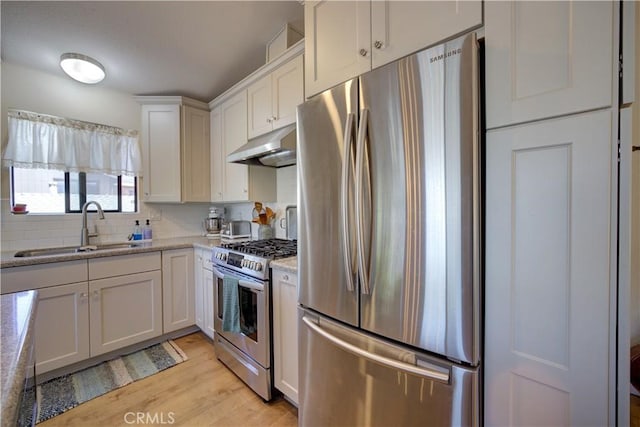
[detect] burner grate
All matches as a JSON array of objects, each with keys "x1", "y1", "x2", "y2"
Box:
[{"x1": 221, "y1": 238, "x2": 297, "y2": 259}]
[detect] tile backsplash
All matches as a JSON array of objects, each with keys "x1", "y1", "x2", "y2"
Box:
[
  {"x1": 0, "y1": 200, "x2": 210, "y2": 251},
  {"x1": 1, "y1": 165, "x2": 298, "y2": 251}
]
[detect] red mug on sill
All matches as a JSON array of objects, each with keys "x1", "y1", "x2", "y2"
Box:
[{"x1": 12, "y1": 203, "x2": 27, "y2": 212}]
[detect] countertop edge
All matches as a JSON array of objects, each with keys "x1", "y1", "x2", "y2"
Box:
[
  {"x1": 270, "y1": 256, "x2": 298, "y2": 274},
  {"x1": 1, "y1": 290, "x2": 38, "y2": 427},
  {"x1": 1, "y1": 237, "x2": 220, "y2": 269}
]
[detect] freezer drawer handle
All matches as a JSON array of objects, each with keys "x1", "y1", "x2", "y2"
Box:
[{"x1": 302, "y1": 316, "x2": 450, "y2": 383}]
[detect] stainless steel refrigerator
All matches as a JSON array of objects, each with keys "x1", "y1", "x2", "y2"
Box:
[{"x1": 297, "y1": 32, "x2": 481, "y2": 426}]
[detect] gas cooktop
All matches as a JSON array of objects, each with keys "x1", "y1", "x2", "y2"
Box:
[
  {"x1": 220, "y1": 238, "x2": 297, "y2": 259},
  {"x1": 213, "y1": 238, "x2": 297, "y2": 280}
]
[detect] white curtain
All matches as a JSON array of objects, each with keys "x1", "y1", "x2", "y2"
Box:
[{"x1": 3, "y1": 110, "x2": 142, "y2": 177}]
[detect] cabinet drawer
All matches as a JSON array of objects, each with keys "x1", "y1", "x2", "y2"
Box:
[
  {"x1": 88, "y1": 252, "x2": 161, "y2": 280},
  {"x1": 1, "y1": 260, "x2": 88, "y2": 294}
]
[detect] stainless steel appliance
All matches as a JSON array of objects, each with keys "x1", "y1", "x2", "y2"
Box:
[
  {"x1": 297, "y1": 33, "x2": 481, "y2": 426},
  {"x1": 227, "y1": 123, "x2": 296, "y2": 167},
  {"x1": 212, "y1": 238, "x2": 297, "y2": 401},
  {"x1": 220, "y1": 220, "x2": 251, "y2": 242},
  {"x1": 204, "y1": 207, "x2": 222, "y2": 237}
]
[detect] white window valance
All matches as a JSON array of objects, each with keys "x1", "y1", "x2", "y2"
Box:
[{"x1": 3, "y1": 109, "x2": 142, "y2": 177}]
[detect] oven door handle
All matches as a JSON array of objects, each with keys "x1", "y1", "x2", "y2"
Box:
[{"x1": 213, "y1": 267, "x2": 265, "y2": 292}]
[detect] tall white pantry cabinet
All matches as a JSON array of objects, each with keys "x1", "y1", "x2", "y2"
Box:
[{"x1": 483, "y1": 1, "x2": 634, "y2": 426}]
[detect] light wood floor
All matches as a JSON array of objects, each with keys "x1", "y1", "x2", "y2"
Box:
[{"x1": 40, "y1": 332, "x2": 298, "y2": 427}]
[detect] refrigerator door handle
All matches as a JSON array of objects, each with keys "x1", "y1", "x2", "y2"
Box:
[
  {"x1": 355, "y1": 108, "x2": 371, "y2": 294},
  {"x1": 341, "y1": 112, "x2": 357, "y2": 292},
  {"x1": 302, "y1": 316, "x2": 450, "y2": 383}
]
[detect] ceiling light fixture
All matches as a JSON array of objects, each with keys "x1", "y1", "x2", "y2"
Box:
[{"x1": 59, "y1": 53, "x2": 106, "y2": 84}]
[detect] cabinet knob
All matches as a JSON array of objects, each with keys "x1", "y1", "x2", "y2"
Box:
[
  {"x1": 80, "y1": 292, "x2": 88, "y2": 298},
  {"x1": 92, "y1": 290, "x2": 100, "y2": 298},
  {"x1": 374, "y1": 40, "x2": 383, "y2": 49},
  {"x1": 359, "y1": 48, "x2": 368, "y2": 57},
  {"x1": 283, "y1": 274, "x2": 289, "y2": 281},
  {"x1": 266, "y1": 118, "x2": 272, "y2": 123},
  {"x1": 271, "y1": 116, "x2": 277, "y2": 122}
]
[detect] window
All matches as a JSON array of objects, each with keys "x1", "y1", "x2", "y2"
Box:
[{"x1": 11, "y1": 167, "x2": 137, "y2": 214}]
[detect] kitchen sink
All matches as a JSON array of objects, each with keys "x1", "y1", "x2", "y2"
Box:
[{"x1": 14, "y1": 242, "x2": 142, "y2": 258}]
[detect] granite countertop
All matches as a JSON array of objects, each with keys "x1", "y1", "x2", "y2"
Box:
[
  {"x1": 270, "y1": 256, "x2": 297, "y2": 274},
  {"x1": 1, "y1": 236, "x2": 220, "y2": 269},
  {"x1": 1, "y1": 290, "x2": 37, "y2": 427}
]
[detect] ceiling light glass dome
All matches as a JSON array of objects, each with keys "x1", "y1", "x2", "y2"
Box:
[{"x1": 59, "y1": 53, "x2": 106, "y2": 84}]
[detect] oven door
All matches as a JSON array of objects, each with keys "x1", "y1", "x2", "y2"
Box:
[{"x1": 213, "y1": 265, "x2": 270, "y2": 368}]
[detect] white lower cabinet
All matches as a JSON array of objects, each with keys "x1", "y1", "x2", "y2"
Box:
[
  {"x1": 89, "y1": 270, "x2": 163, "y2": 356},
  {"x1": 485, "y1": 110, "x2": 612, "y2": 426},
  {"x1": 272, "y1": 268, "x2": 298, "y2": 404},
  {"x1": 194, "y1": 247, "x2": 215, "y2": 339},
  {"x1": 34, "y1": 282, "x2": 90, "y2": 374},
  {"x1": 162, "y1": 248, "x2": 195, "y2": 333}
]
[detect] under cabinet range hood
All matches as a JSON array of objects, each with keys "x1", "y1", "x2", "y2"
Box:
[{"x1": 227, "y1": 124, "x2": 296, "y2": 167}]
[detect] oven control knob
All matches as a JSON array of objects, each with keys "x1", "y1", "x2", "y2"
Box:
[
  {"x1": 255, "y1": 262, "x2": 263, "y2": 271},
  {"x1": 221, "y1": 254, "x2": 227, "y2": 261},
  {"x1": 249, "y1": 261, "x2": 256, "y2": 269}
]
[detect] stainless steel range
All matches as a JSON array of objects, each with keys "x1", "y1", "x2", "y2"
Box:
[{"x1": 211, "y1": 238, "x2": 297, "y2": 401}]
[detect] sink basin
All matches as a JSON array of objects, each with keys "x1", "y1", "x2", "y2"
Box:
[{"x1": 14, "y1": 243, "x2": 142, "y2": 258}]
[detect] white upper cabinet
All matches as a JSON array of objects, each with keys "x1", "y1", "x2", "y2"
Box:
[
  {"x1": 140, "y1": 103, "x2": 181, "y2": 202},
  {"x1": 305, "y1": 0, "x2": 482, "y2": 97},
  {"x1": 211, "y1": 91, "x2": 277, "y2": 202},
  {"x1": 137, "y1": 96, "x2": 210, "y2": 203},
  {"x1": 370, "y1": 0, "x2": 482, "y2": 69},
  {"x1": 305, "y1": 0, "x2": 370, "y2": 97},
  {"x1": 221, "y1": 91, "x2": 250, "y2": 201},
  {"x1": 248, "y1": 55, "x2": 304, "y2": 138},
  {"x1": 181, "y1": 105, "x2": 211, "y2": 202},
  {"x1": 210, "y1": 106, "x2": 224, "y2": 202},
  {"x1": 485, "y1": 1, "x2": 613, "y2": 129}
]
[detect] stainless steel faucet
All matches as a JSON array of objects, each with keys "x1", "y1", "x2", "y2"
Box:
[{"x1": 81, "y1": 201, "x2": 105, "y2": 247}]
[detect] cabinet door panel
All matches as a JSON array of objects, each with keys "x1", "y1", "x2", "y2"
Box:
[
  {"x1": 162, "y1": 249, "x2": 195, "y2": 333},
  {"x1": 305, "y1": 0, "x2": 370, "y2": 97},
  {"x1": 222, "y1": 91, "x2": 249, "y2": 200},
  {"x1": 485, "y1": 1, "x2": 613, "y2": 128},
  {"x1": 35, "y1": 282, "x2": 90, "y2": 374},
  {"x1": 272, "y1": 269, "x2": 299, "y2": 404},
  {"x1": 141, "y1": 104, "x2": 181, "y2": 202},
  {"x1": 204, "y1": 267, "x2": 215, "y2": 339},
  {"x1": 248, "y1": 75, "x2": 274, "y2": 138},
  {"x1": 371, "y1": 0, "x2": 482, "y2": 69},
  {"x1": 210, "y1": 106, "x2": 224, "y2": 202},
  {"x1": 89, "y1": 270, "x2": 162, "y2": 356},
  {"x1": 182, "y1": 105, "x2": 211, "y2": 202},
  {"x1": 272, "y1": 55, "x2": 304, "y2": 130},
  {"x1": 485, "y1": 111, "x2": 612, "y2": 426}
]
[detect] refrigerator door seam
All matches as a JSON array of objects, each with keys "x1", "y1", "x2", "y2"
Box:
[{"x1": 302, "y1": 315, "x2": 450, "y2": 383}]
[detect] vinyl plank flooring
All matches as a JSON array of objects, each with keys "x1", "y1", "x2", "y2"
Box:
[{"x1": 39, "y1": 333, "x2": 298, "y2": 427}]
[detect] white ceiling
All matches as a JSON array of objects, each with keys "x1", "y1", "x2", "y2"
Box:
[{"x1": 1, "y1": 1, "x2": 304, "y2": 103}]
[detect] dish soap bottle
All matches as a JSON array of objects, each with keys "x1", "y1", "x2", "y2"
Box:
[
  {"x1": 133, "y1": 220, "x2": 142, "y2": 240},
  {"x1": 143, "y1": 219, "x2": 153, "y2": 241}
]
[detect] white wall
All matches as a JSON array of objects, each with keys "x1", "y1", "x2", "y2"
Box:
[{"x1": 0, "y1": 62, "x2": 211, "y2": 250}]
